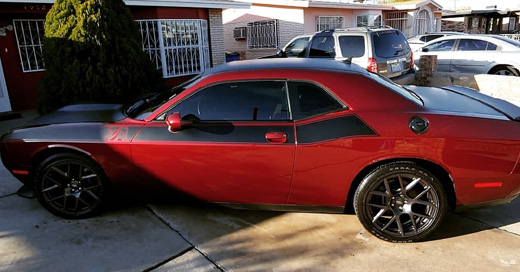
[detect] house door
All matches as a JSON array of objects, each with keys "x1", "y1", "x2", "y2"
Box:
[{"x1": 0, "y1": 56, "x2": 12, "y2": 113}]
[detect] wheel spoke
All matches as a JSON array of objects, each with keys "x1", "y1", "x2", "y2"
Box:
[
  {"x1": 81, "y1": 174, "x2": 97, "y2": 180},
  {"x1": 42, "y1": 184, "x2": 60, "y2": 193},
  {"x1": 48, "y1": 194, "x2": 65, "y2": 202},
  {"x1": 79, "y1": 196, "x2": 93, "y2": 209},
  {"x1": 62, "y1": 195, "x2": 68, "y2": 211},
  {"x1": 368, "y1": 203, "x2": 387, "y2": 209},
  {"x1": 383, "y1": 178, "x2": 391, "y2": 195},
  {"x1": 51, "y1": 166, "x2": 68, "y2": 178},
  {"x1": 86, "y1": 190, "x2": 100, "y2": 202},
  {"x1": 410, "y1": 212, "x2": 432, "y2": 220},
  {"x1": 414, "y1": 186, "x2": 430, "y2": 200},
  {"x1": 74, "y1": 197, "x2": 79, "y2": 216},
  {"x1": 372, "y1": 208, "x2": 387, "y2": 223},
  {"x1": 410, "y1": 215, "x2": 418, "y2": 233},
  {"x1": 398, "y1": 175, "x2": 406, "y2": 192},
  {"x1": 413, "y1": 199, "x2": 436, "y2": 207},
  {"x1": 396, "y1": 216, "x2": 404, "y2": 236},
  {"x1": 369, "y1": 191, "x2": 387, "y2": 197},
  {"x1": 84, "y1": 184, "x2": 102, "y2": 191},
  {"x1": 381, "y1": 216, "x2": 396, "y2": 231},
  {"x1": 78, "y1": 165, "x2": 82, "y2": 180},
  {"x1": 405, "y1": 178, "x2": 421, "y2": 192}
]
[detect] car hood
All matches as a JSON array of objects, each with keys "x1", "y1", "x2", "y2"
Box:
[
  {"x1": 407, "y1": 85, "x2": 520, "y2": 121},
  {"x1": 24, "y1": 104, "x2": 126, "y2": 128}
]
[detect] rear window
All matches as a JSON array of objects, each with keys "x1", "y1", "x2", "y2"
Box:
[
  {"x1": 339, "y1": 36, "x2": 365, "y2": 58},
  {"x1": 372, "y1": 30, "x2": 410, "y2": 58}
]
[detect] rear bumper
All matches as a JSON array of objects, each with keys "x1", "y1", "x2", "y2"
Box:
[{"x1": 391, "y1": 69, "x2": 416, "y2": 85}]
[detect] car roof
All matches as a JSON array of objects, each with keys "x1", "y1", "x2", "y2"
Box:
[
  {"x1": 420, "y1": 34, "x2": 520, "y2": 47},
  {"x1": 203, "y1": 58, "x2": 369, "y2": 76}
]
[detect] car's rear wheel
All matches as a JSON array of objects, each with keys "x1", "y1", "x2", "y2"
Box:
[
  {"x1": 354, "y1": 162, "x2": 447, "y2": 243},
  {"x1": 35, "y1": 153, "x2": 107, "y2": 219},
  {"x1": 489, "y1": 66, "x2": 519, "y2": 76}
]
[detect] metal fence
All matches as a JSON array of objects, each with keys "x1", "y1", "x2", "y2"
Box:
[{"x1": 137, "y1": 19, "x2": 210, "y2": 78}]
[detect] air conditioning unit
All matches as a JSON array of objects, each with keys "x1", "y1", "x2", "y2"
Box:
[{"x1": 233, "y1": 27, "x2": 246, "y2": 40}]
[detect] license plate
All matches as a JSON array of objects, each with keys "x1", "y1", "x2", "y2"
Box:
[{"x1": 390, "y1": 62, "x2": 402, "y2": 73}]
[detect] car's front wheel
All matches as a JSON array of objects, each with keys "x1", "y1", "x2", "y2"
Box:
[
  {"x1": 354, "y1": 162, "x2": 447, "y2": 242},
  {"x1": 35, "y1": 153, "x2": 107, "y2": 219}
]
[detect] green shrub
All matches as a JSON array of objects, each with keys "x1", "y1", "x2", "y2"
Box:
[{"x1": 38, "y1": 0, "x2": 168, "y2": 114}]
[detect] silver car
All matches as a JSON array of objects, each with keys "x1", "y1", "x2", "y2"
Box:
[
  {"x1": 414, "y1": 34, "x2": 520, "y2": 76},
  {"x1": 407, "y1": 32, "x2": 466, "y2": 51}
]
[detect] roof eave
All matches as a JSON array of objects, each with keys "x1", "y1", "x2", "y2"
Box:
[
  {"x1": 0, "y1": 0, "x2": 251, "y2": 9},
  {"x1": 308, "y1": 2, "x2": 393, "y2": 10}
]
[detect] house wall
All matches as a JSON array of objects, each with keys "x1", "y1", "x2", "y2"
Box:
[
  {"x1": 0, "y1": 3, "x2": 217, "y2": 112},
  {"x1": 209, "y1": 9, "x2": 226, "y2": 66}
]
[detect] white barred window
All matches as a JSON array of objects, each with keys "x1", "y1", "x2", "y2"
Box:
[
  {"x1": 247, "y1": 20, "x2": 278, "y2": 50},
  {"x1": 138, "y1": 19, "x2": 210, "y2": 78},
  {"x1": 316, "y1": 16, "x2": 344, "y2": 31},
  {"x1": 13, "y1": 19, "x2": 45, "y2": 72}
]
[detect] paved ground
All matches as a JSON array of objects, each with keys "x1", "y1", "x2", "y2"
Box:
[{"x1": 0, "y1": 112, "x2": 519, "y2": 271}]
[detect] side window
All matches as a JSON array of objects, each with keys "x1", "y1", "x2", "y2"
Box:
[
  {"x1": 285, "y1": 37, "x2": 310, "y2": 57},
  {"x1": 486, "y1": 42, "x2": 498, "y2": 50},
  {"x1": 339, "y1": 36, "x2": 365, "y2": 58},
  {"x1": 419, "y1": 36, "x2": 427, "y2": 42},
  {"x1": 457, "y1": 39, "x2": 488, "y2": 51},
  {"x1": 308, "y1": 36, "x2": 336, "y2": 58},
  {"x1": 288, "y1": 82, "x2": 344, "y2": 120},
  {"x1": 424, "y1": 39, "x2": 455, "y2": 52},
  {"x1": 425, "y1": 34, "x2": 442, "y2": 42},
  {"x1": 172, "y1": 81, "x2": 289, "y2": 121}
]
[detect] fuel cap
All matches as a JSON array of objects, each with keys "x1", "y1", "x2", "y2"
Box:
[{"x1": 409, "y1": 116, "x2": 429, "y2": 134}]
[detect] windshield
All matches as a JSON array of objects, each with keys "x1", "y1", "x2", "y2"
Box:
[
  {"x1": 125, "y1": 74, "x2": 202, "y2": 120},
  {"x1": 373, "y1": 30, "x2": 410, "y2": 58}
]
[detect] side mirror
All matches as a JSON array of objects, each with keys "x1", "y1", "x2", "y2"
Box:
[
  {"x1": 422, "y1": 47, "x2": 429, "y2": 52},
  {"x1": 166, "y1": 112, "x2": 182, "y2": 132},
  {"x1": 277, "y1": 50, "x2": 287, "y2": 58}
]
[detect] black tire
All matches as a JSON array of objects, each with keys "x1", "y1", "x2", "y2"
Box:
[
  {"x1": 34, "y1": 153, "x2": 107, "y2": 219},
  {"x1": 354, "y1": 162, "x2": 447, "y2": 243},
  {"x1": 489, "y1": 66, "x2": 519, "y2": 76}
]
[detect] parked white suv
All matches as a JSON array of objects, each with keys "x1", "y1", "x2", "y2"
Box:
[{"x1": 272, "y1": 27, "x2": 415, "y2": 85}]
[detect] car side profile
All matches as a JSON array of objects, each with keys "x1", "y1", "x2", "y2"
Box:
[
  {"x1": 1, "y1": 59, "x2": 520, "y2": 243},
  {"x1": 414, "y1": 34, "x2": 520, "y2": 76},
  {"x1": 407, "y1": 32, "x2": 466, "y2": 51}
]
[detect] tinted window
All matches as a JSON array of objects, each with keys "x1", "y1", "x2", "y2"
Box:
[
  {"x1": 309, "y1": 36, "x2": 335, "y2": 58},
  {"x1": 457, "y1": 39, "x2": 488, "y2": 51},
  {"x1": 339, "y1": 36, "x2": 365, "y2": 58},
  {"x1": 285, "y1": 37, "x2": 310, "y2": 57},
  {"x1": 424, "y1": 34, "x2": 443, "y2": 42},
  {"x1": 373, "y1": 30, "x2": 410, "y2": 58},
  {"x1": 486, "y1": 42, "x2": 498, "y2": 50},
  {"x1": 172, "y1": 81, "x2": 289, "y2": 121},
  {"x1": 419, "y1": 36, "x2": 427, "y2": 42},
  {"x1": 491, "y1": 35, "x2": 520, "y2": 48},
  {"x1": 288, "y1": 82, "x2": 343, "y2": 119},
  {"x1": 424, "y1": 39, "x2": 455, "y2": 52}
]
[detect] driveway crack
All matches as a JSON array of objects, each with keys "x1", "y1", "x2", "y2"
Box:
[{"x1": 143, "y1": 204, "x2": 226, "y2": 272}]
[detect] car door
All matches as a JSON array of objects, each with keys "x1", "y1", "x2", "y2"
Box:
[
  {"x1": 130, "y1": 80, "x2": 295, "y2": 204},
  {"x1": 419, "y1": 39, "x2": 457, "y2": 72},
  {"x1": 450, "y1": 39, "x2": 496, "y2": 74}
]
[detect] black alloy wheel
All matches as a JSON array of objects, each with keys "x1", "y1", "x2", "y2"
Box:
[
  {"x1": 35, "y1": 153, "x2": 107, "y2": 219},
  {"x1": 354, "y1": 162, "x2": 447, "y2": 242}
]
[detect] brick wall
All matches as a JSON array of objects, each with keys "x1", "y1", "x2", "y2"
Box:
[{"x1": 209, "y1": 9, "x2": 225, "y2": 66}]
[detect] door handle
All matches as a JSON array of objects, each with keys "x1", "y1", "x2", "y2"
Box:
[{"x1": 265, "y1": 132, "x2": 287, "y2": 144}]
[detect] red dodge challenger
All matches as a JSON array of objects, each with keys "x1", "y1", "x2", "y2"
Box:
[{"x1": 1, "y1": 59, "x2": 519, "y2": 242}]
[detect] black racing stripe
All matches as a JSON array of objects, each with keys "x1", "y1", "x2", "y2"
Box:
[
  {"x1": 296, "y1": 116, "x2": 376, "y2": 144},
  {"x1": 134, "y1": 123, "x2": 295, "y2": 144}
]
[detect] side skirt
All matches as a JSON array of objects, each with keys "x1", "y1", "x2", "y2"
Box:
[{"x1": 216, "y1": 203, "x2": 345, "y2": 214}]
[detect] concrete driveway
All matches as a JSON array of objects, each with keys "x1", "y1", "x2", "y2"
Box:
[{"x1": 0, "y1": 112, "x2": 519, "y2": 272}]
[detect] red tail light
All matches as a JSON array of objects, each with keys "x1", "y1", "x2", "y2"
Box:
[
  {"x1": 410, "y1": 51, "x2": 414, "y2": 69},
  {"x1": 367, "y1": 58, "x2": 378, "y2": 73}
]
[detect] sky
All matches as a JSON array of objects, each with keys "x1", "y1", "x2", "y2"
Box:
[{"x1": 434, "y1": 0, "x2": 520, "y2": 11}]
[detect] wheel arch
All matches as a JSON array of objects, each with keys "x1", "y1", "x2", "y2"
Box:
[
  {"x1": 487, "y1": 64, "x2": 520, "y2": 75},
  {"x1": 30, "y1": 145, "x2": 102, "y2": 181},
  {"x1": 345, "y1": 158, "x2": 456, "y2": 213}
]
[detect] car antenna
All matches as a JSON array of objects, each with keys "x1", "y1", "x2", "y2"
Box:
[{"x1": 342, "y1": 57, "x2": 353, "y2": 64}]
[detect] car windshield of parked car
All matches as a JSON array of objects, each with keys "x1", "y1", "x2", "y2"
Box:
[
  {"x1": 285, "y1": 37, "x2": 310, "y2": 57},
  {"x1": 126, "y1": 74, "x2": 201, "y2": 120},
  {"x1": 309, "y1": 36, "x2": 336, "y2": 58},
  {"x1": 424, "y1": 39, "x2": 455, "y2": 52},
  {"x1": 372, "y1": 30, "x2": 410, "y2": 58}
]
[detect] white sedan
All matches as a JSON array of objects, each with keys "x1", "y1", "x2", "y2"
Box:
[{"x1": 414, "y1": 34, "x2": 520, "y2": 76}]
